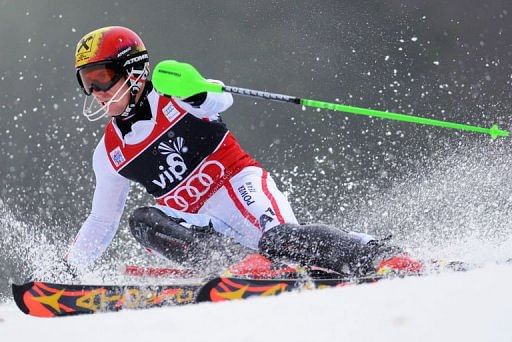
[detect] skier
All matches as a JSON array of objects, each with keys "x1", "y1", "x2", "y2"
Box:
[{"x1": 66, "y1": 26, "x2": 420, "y2": 278}]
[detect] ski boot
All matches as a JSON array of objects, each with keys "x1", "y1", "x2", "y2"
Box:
[
  {"x1": 365, "y1": 238, "x2": 423, "y2": 276},
  {"x1": 374, "y1": 255, "x2": 423, "y2": 276},
  {"x1": 225, "y1": 253, "x2": 299, "y2": 279},
  {"x1": 258, "y1": 223, "x2": 423, "y2": 277}
]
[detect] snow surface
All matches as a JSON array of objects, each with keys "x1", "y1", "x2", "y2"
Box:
[{"x1": 1, "y1": 264, "x2": 511, "y2": 342}]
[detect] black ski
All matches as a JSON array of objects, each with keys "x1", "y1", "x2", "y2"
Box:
[
  {"x1": 12, "y1": 281, "x2": 202, "y2": 317},
  {"x1": 195, "y1": 275, "x2": 387, "y2": 302},
  {"x1": 14, "y1": 257, "x2": 491, "y2": 317},
  {"x1": 12, "y1": 274, "x2": 387, "y2": 317}
]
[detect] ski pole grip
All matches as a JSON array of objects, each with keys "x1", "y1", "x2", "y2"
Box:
[{"x1": 152, "y1": 60, "x2": 223, "y2": 98}]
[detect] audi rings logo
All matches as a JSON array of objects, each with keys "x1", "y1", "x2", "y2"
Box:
[{"x1": 163, "y1": 160, "x2": 225, "y2": 211}]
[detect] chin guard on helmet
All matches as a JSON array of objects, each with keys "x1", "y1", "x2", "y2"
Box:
[{"x1": 81, "y1": 62, "x2": 149, "y2": 122}]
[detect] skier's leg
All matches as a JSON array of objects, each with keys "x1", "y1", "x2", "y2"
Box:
[
  {"x1": 198, "y1": 167, "x2": 394, "y2": 275},
  {"x1": 198, "y1": 166, "x2": 298, "y2": 250},
  {"x1": 128, "y1": 206, "x2": 245, "y2": 267},
  {"x1": 258, "y1": 223, "x2": 402, "y2": 276}
]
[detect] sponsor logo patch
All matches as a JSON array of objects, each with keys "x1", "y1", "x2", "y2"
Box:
[
  {"x1": 123, "y1": 53, "x2": 148, "y2": 67},
  {"x1": 260, "y1": 207, "x2": 276, "y2": 230},
  {"x1": 162, "y1": 160, "x2": 225, "y2": 211},
  {"x1": 110, "y1": 147, "x2": 126, "y2": 167},
  {"x1": 117, "y1": 47, "x2": 131, "y2": 58},
  {"x1": 151, "y1": 137, "x2": 188, "y2": 190},
  {"x1": 75, "y1": 31, "x2": 102, "y2": 68},
  {"x1": 238, "y1": 183, "x2": 256, "y2": 206},
  {"x1": 162, "y1": 102, "x2": 181, "y2": 121}
]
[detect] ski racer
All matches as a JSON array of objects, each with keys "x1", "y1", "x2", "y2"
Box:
[{"x1": 66, "y1": 26, "x2": 420, "y2": 278}]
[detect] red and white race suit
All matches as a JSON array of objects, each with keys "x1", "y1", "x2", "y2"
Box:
[{"x1": 66, "y1": 83, "x2": 298, "y2": 268}]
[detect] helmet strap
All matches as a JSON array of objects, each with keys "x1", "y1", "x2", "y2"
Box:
[{"x1": 120, "y1": 63, "x2": 149, "y2": 119}]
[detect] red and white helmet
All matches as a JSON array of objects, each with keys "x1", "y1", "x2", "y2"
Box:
[{"x1": 75, "y1": 26, "x2": 150, "y2": 121}]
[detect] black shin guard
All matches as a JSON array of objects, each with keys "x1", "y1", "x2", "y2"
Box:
[
  {"x1": 259, "y1": 223, "x2": 381, "y2": 275},
  {"x1": 129, "y1": 207, "x2": 247, "y2": 268},
  {"x1": 129, "y1": 207, "x2": 198, "y2": 263}
]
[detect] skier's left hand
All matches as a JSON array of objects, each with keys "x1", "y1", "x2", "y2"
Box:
[
  {"x1": 153, "y1": 60, "x2": 223, "y2": 99},
  {"x1": 181, "y1": 79, "x2": 226, "y2": 107},
  {"x1": 183, "y1": 92, "x2": 207, "y2": 107}
]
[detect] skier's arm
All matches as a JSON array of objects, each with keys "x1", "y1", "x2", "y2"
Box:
[
  {"x1": 175, "y1": 79, "x2": 233, "y2": 120},
  {"x1": 65, "y1": 139, "x2": 130, "y2": 270}
]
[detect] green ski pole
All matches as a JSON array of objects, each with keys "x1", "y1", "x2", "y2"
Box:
[{"x1": 152, "y1": 60, "x2": 509, "y2": 140}]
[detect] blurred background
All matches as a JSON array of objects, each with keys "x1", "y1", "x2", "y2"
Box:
[{"x1": 1, "y1": 0, "x2": 512, "y2": 297}]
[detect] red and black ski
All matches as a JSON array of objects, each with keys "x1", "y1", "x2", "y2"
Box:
[
  {"x1": 12, "y1": 281, "x2": 201, "y2": 317},
  {"x1": 12, "y1": 275, "x2": 386, "y2": 317},
  {"x1": 196, "y1": 275, "x2": 384, "y2": 302}
]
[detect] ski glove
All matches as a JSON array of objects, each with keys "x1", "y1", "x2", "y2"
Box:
[{"x1": 183, "y1": 92, "x2": 207, "y2": 107}]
